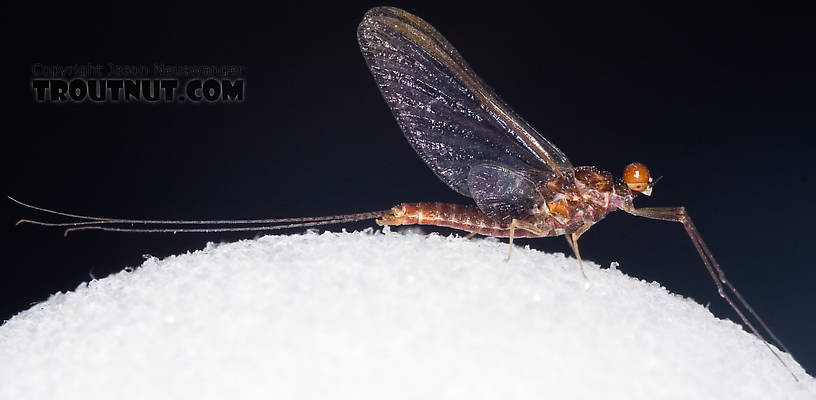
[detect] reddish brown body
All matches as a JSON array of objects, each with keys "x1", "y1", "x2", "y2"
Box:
[
  {"x1": 377, "y1": 166, "x2": 636, "y2": 239},
  {"x1": 377, "y1": 202, "x2": 542, "y2": 238}
]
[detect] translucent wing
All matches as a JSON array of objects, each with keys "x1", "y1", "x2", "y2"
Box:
[
  {"x1": 357, "y1": 7, "x2": 572, "y2": 198},
  {"x1": 467, "y1": 162, "x2": 548, "y2": 224}
]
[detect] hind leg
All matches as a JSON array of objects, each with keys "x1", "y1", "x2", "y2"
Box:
[{"x1": 505, "y1": 219, "x2": 546, "y2": 262}]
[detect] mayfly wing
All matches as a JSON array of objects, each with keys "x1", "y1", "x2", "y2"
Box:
[
  {"x1": 467, "y1": 162, "x2": 548, "y2": 224},
  {"x1": 357, "y1": 6, "x2": 573, "y2": 201}
]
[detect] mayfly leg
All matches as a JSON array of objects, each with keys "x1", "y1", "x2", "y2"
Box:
[
  {"x1": 504, "y1": 218, "x2": 545, "y2": 263},
  {"x1": 627, "y1": 206, "x2": 797, "y2": 381},
  {"x1": 564, "y1": 223, "x2": 594, "y2": 280}
]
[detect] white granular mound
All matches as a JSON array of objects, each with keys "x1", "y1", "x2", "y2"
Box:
[{"x1": 1, "y1": 229, "x2": 813, "y2": 399}]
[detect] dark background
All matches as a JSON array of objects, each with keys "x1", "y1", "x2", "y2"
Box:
[{"x1": 3, "y1": 2, "x2": 813, "y2": 375}]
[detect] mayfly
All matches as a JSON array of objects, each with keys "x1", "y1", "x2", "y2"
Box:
[{"x1": 12, "y1": 6, "x2": 798, "y2": 380}]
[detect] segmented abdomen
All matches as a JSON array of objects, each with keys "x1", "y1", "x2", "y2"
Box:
[{"x1": 376, "y1": 202, "x2": 543, "y2": 238}]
